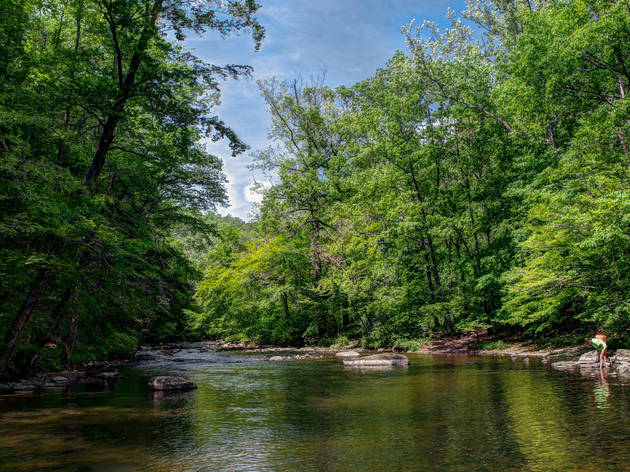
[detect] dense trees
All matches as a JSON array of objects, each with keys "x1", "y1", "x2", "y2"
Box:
[
  {"x1": 0, "y1": 0, "x2": 263, "y2": 375},
  {"x1": 194, "y1": 0, "x2": 630, "y2": 347},
  {"x1": 3, "y1": 0, "x2": 629, "y2": 372}
]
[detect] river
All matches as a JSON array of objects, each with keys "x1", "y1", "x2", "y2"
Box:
[{"x1": 1, "y1": 346, "x2": 629, "y2": 471}]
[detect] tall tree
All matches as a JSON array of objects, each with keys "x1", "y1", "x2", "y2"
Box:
[{"x1": 0, "y1": 0, "x2": 264, "y2": 375}]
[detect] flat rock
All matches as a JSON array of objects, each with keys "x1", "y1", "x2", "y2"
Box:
[
  {"x1": 147, "y1": 376, "x2": 197, "y2": 392},
  {"x1": 578, "y1": 350, "x2": 601, "y2": 364},
  {"x1": 50, "y1": 376, "x2": 70, "y2": 384},
  {"x1": 335, "y1": 351, "x2": 360, "y2": 358},
  {"x1": 268, "y1": 356, "x2": 286, "y2": 361},
  {"x1": 343, "y1": 353, "x2": 410, "y2": 368},
  {"x1": 551, "y1": 361, "x2": 579, "y2": 371}
]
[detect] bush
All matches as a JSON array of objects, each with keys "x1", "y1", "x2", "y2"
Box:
[
  {"x1": 469, "y1": 340, "x2": 509, "y2": 351},
  {"x1": 319, "y1": 337, "x2": 335, "y2": 347},
  {"x1": 393, "y1": 338, "x2": 420, "y2": 351}
]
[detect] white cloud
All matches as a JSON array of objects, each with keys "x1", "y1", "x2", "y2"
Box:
[{"x1": 244, "y1": 180, "x2": 272, "y2": 205}]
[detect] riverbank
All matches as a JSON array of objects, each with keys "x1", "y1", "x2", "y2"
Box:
[
  {"x1": 0, "y1": 334, "x2": 619, "y2": 393},
  {"x1": 411, "y1": 331, "x2": 589, "y2": 362}
]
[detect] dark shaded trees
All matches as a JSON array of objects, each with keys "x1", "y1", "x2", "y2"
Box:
[{"x1": 0, "y1": 0, "x2": 263, "y2": 375}]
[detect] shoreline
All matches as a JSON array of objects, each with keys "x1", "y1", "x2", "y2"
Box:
[{"x1": 0, "y1": 337, "x2": 601, "y2": 394}]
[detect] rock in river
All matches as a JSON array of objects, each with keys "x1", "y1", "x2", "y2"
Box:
[
  {"x1": 343, "y1": 353, "x2": 410, "y2": 368},
  {"x1": 147, "y1": 376, "x2": 197, "y2": 392},
  {"x1": 335, "y1": 351, "x2": 360, "y2": 358}
]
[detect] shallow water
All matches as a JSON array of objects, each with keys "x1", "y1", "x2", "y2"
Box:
[{"x1": 1, "y1": 349, "x2": 629, "y2": 472}]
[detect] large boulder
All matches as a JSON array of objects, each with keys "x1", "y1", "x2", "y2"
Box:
[
  {"x1": 343, "y1": 353, "x2": 410, "y2": 367},
  {"x1": 612, "y1": 349, "x2": 630, "y2": 377},
  {"x1": 335, "y1": 351, "x2": 360, "y2": 358},
  {"x1": 147, "y1": 376, "x2": 197, "y2": 392},
  {"x1": 613, "y1": 349, "x2": 630, "y2": 364},
  {"x1": 577, "y1": 350, "x2": 601, "y2": 365}
]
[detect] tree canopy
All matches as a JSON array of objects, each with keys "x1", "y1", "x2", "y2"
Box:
[
  {"x1": 0, "y1": 0, "x2": 263, "y2": 375},
  {"x1": 3, "y1": 0, "x2": 630, "y2": 377},
  {"x1": 193, "y1": 0, "x2": 630, "y2": 349}
]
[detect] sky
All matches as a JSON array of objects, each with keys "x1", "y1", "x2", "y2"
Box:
[{"x1": 186, "y1": 0, "x2": 468, "y2": 220}]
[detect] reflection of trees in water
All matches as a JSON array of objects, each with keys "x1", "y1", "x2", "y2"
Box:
[
  {"x1": 253, "y1": 357, "x2": 532, "y2": 471},
  {"x1": 438, "y1": 360, "x2": 526, "y2": 471},
  {"x1": 0, "y1": 377, "x2": 198, "y2": 471},
  {"x1": 501, "y1": 370, "x2": 575, "y2": 470},
  {"x1": 593, "y1": 370, "x2": 610, "y2": 410},
  {"x1": 4, "y1": 360, "x2": 630, "y2": 471}
]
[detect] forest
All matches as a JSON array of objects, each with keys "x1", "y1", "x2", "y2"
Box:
[{"x1": 2, "y1": 0, "x2": 630, "y2": 377}]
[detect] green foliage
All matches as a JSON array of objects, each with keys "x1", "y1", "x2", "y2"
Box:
[
  {"x1": 195, "y1": 0, "x2": 630, "y2": 348},
  {"x1": 469, "y1": 340, "x2": 510, "y2": 351},
  {"x1": 4, "y1": 0, "x2": 628, "y2": 372},
  {"x1": 393, "y1": 338, "x2": 421, "y2": 352},
  {"x1": 0, "y1": 0, "x2": 263, "y2": 376}
]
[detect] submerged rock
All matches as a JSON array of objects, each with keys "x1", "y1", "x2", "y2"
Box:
[
  {"x1": 551, "y1": 361, "x2": 579, "y2": 372},
  {"x1": 343, "y1": 353, "x2": 410, "y2": 368},
  {"x1": 147, "y1": 376, "x2": 197, "y2": 392},
  {"x1": 335, "y1": 351, "x2": 360, "y2": 358}
]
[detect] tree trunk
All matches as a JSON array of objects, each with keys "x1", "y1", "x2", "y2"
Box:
[
  {"x1": 0, "y1": 271, "x2": 50, "y2": 374},
  {"x1": 63, "y1": 298, "x2": 79, "y2": 367},
  {"x1": 83, "y1": 0, "x2": 162, "y2": 185},
  {"x1": 310, "y1": 219, "x2": 324, "y2": 336}
]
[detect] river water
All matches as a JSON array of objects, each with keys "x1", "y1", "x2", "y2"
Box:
[{"x1": 1, "y1": 347, "x2": 629, "y2": 472}]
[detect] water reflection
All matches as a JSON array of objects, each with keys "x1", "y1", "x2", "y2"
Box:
[
  {"x1": 1, "y1": 352, "x2": 630, "y2": 471},
  {"x1": 593, "y1": 369, "x2": 610, "y2": 410}
]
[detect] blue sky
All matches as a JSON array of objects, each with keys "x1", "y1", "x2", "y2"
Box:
[{"x1": 187, "y1": 0, "x2": 468, "y2": 219}]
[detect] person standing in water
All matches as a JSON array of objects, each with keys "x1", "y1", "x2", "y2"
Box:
[{"x1": 591, "y1": 332, "x2": 608, "y2": 368}]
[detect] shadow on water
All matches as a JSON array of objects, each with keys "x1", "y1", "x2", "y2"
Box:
[{"x1": 1, "y1": 350, "x2": 630, "y2": 471}]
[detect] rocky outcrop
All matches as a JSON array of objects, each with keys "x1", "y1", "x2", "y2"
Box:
[
  {"x1": 146, "y1": 376, "x2": 197, "y2": 392},
  {"x1": 213, "y1": 340, "x2": 261, "y2": 351},
  {"x1": 551, "y1": 349, "x2": 630, "y2": 379},
  {"x1": 0, "y1": 369, "x2": 124, "y2": 393},
  {"x1": 343, "y1": 353, "x2": 410, "y2": 368},
  {"x1": 612, "y1": 349, "x2": 630, "y2": 376},
  {"x1": 335, "y1": 351, "x2": 360, "y2": 358}
]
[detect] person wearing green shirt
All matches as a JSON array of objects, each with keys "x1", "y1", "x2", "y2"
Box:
[{"x1": 591, "y1": 332, "x2": 608, "y2": 368}]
